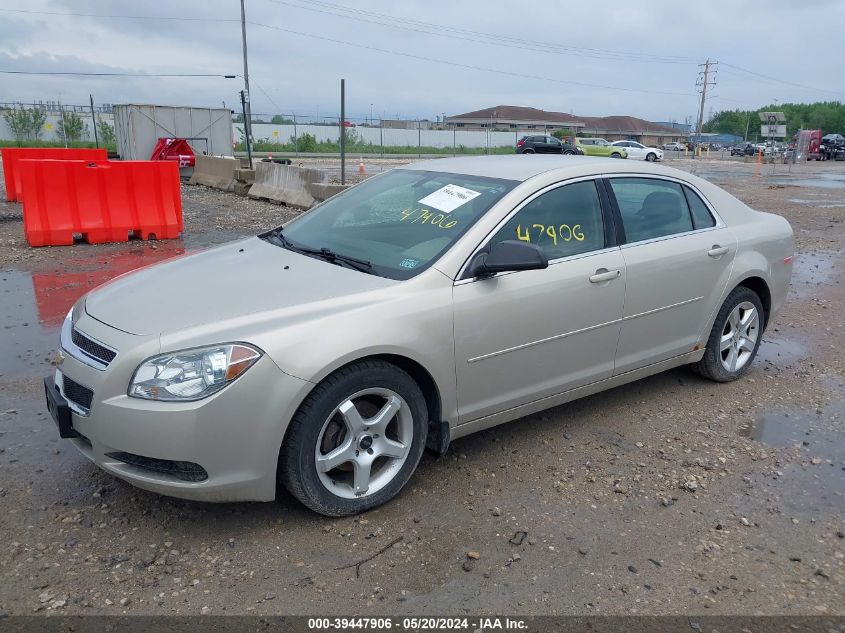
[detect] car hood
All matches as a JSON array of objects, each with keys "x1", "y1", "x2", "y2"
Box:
[{"x1": 84, "y1": 237, "x2": 396, "y2": 336}]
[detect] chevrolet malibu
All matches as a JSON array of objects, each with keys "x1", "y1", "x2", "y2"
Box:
[{"x1": 45, "y1": 156, "x2": 793, "y2": 516}]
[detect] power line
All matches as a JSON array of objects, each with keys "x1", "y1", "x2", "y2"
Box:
[
  {"x1": 0, "y1": 8, "x2": 237, "y2": 22},
  {"x1": 719, "y1": 62, "x2": 844, "y2": 97},
  {"x1": 0, "y1": 70, "x2": 237, "y2": 78},
  {"x1": 263, "y1": 0, "x2": 700, "y2": 65},
  {"x1": 247, "y1": 21, "x2": 697, "y2": 98},
  {"x1": 247, "y1": 75, "x2": 284, "y2": 112}
]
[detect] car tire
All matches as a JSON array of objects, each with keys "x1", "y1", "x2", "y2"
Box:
[
  {"x1": 563, "y1": 150, "x2": 575, "y2": 155},
  {"x1": 278, "y1": 359, "x2": 428, "y2": 516},
  {"x1": 522, "y1": 149, "x2": 535, "y2": 154},
  {"x1": 646, "y1": 152, "x2": 657, "y2": 162},
  {"x1": 611, "y1": 152, "x2": 622, "y2": 158},
  {"x1": 691, "y1": 287, "x2": 765, "y2": 383}
]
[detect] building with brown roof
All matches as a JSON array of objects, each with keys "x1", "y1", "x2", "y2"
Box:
[
  {"x1": 444, "y1": 105, "x2": 584, "y2": 132},
  {"x1": 446, "y1": 106, "x2": 686, "y2": 147}
]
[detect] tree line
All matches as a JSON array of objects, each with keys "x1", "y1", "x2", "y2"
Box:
[
  {"x1": 1, "y1": 106, "x2": 116, "y2": 147},
  {"x1": 704, "y1": 101, "x2": 845, "y2": 138}
]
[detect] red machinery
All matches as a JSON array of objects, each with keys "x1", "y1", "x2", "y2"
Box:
[{"x1": 149, "y1": 137, "x2": 196, "y2": 167}]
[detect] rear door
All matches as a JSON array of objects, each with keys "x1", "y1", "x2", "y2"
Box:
[{"x1": 606, "y1": 177, "x2": 737, "y2": 374}]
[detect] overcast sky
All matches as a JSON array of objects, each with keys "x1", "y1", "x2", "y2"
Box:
[{"x1": 2, "y1": 0, "x2": 844, "y2": 123}]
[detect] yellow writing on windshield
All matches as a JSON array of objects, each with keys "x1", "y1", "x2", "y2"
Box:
[
  {"x1": 516, "y1": 224, "x2": 585, "y2": 245},
  {"x1": 399, "y1": 207, "x2": 458, "y2": 229}
]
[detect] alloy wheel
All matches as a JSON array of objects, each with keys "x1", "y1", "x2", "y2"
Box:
[
  {"x1": 314, "y1": 388, "x2": 413, "y2": 499},
  {"x1": 719, "y1": 301, "x2": 759, "y2": 372}
]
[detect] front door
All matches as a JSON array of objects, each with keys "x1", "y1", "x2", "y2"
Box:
[
  {"x1": 606, "y1": 177, "x2": 737, "y2": 374},
  {"x1": 453, "y1": 179, "x2": 626, "y2": 423}
]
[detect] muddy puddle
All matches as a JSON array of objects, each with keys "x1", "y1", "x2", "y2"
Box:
[
  {"x1": 771, "y1": 172, "x2": 845, "y2": 190},
  {"x1": 0, "y1": 242, "x2": 192, "y2": 378},
  {"x1": 739, "y1": 401, "x2": 844, "y2": 512},
  {"x1": 756, "y1": 335, "x2": 806, "y2": 364}
]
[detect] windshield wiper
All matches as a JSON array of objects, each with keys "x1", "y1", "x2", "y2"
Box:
[
  {"x1": 308, "y1": 247, "x2": 374, "y2": 274},
  {"x1": 264, "y1": 229, "x2": 374, "y2": 274}
]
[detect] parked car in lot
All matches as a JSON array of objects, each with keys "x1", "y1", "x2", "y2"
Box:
[
  {"x1": 820, "y1": 133, "x2": 845, "y2": 161},
  {"x1": 576, "y1": 138, "x2": 627, "y2": 158},
  {"x1": 516, "y1": 135, "x2": 581, "y2": 154},
  {"x1": 661, "y1": 142, "x2": 686, "y2": 151},
  {"x1": 46, "y1": 156, "x2": 793, "y2": 515},
  {"x1": 610, "y1": 140, "x2": 663, "y2": 161}
]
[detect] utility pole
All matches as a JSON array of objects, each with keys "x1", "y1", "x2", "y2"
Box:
[
  {"x1": 694, "y1": 59, "x2": 717, "y2": 159},
  {"x1": 89, "y1": 94, "x2": 99, "y2": 148},
  {"x1": 340, "y1": 79, "x2": 345, "y2": 185},
  {"x1": 240, "y1": 90, "x2": 253, "y2": 169},
  {"x1": 239, "y1": 0, "x2": 252, "y2": 163}
]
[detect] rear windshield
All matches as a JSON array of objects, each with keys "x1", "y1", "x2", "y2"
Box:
[{"x1": 273, "y1": 169, "x2": 517, "y2": 280}]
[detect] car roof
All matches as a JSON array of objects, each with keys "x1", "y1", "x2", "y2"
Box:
[{"x1": 400, "y1": 155, "x2": 695, "y2": 182}]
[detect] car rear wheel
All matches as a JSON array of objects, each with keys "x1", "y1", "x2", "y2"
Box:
[
  {"x1": 611, "y1": 152, "x2": 622, "y2": 158},
  {"x1": 521, "y1": 149, "x2": 535, "y2": 154},
  {"x1": 691, "y1": 287, "x2": 764, "y2": 382},
  {"x1": 646, "y1": 152, "x2": 657, "y2": 162},
  {"x1": 278, "y1": 360, "x2": 428, "y2": 516},
  {"x1": 563, "y1": 149, "x2": 575, "y2": 155}
]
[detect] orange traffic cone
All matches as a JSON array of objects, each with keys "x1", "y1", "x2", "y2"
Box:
[{"x1": 358, "y1": 159, "x2": 366, "y2": 175}]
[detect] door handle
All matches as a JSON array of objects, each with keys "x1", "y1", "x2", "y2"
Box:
[
  {"x1": 708, "y1": 245, "x2": 729, "y2": 257},
  {"x1": 589, "y1": 268, "x2": 621, "y2": 283}
]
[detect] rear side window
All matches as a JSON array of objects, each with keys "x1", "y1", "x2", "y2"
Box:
[
  {"x1": 609, "y1": 178, "x2": 693, "y2": 242},
  {"x1": 491, "y1": 180, "x2": 605, "y2": 260},
  {"x1": 683, "y1": 186, "x2": 716, "y2": 229}
]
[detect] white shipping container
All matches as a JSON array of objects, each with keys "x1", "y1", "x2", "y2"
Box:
[{"x1": 113, "y1": 104, "x2": 234, "y2": 160}]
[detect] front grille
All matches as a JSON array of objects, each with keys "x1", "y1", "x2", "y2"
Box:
[
  {"x1": 105, "y1": 452, "x2": 209, "y2": 482},
  {"x1": 62, "y1": 375, "x2": 94, "y2": 411},
  {"x1": 71, "y1": 328, "x2": 117, "y2": 366}
]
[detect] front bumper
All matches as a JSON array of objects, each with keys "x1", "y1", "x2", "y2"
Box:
[{"x1": 49, "y1": 312, "x2": 312, "y2": 502}]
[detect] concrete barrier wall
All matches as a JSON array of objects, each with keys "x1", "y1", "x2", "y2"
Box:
[
  {"x1": 247, "y1": 162, "x2": 327, "y2": 208},
  {"x1": 189, "y1": 155, "x2": 239, "y2": 191},
  {"x1": 309, "y1": 183, "x2": 350, "y2": 202}
]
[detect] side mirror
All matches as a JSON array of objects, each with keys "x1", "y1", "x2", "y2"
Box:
[{"x1": 469, "y1": 240, "x2": 548, "y2": 278}]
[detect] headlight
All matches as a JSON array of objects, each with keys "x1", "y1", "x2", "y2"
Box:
[{"x1": 129, "y1": 344, "x2": 262, "y2": 401}]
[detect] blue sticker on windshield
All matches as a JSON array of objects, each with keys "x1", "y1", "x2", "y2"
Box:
[{"x1": 399, "y1": 258, "x2": 419, "y2": 269}]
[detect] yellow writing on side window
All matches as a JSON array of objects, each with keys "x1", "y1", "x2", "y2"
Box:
[
  {"x1": 399, "y1": 207, "x2": 458, "y2": 229},
  {"x1": 516, "y1": 224, "x2": 585, "y2": 245}
]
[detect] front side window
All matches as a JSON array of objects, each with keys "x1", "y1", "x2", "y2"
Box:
[
  {"x1": 609, "y1": 178, "x2": 694, "y2": 243},
  {"x1": 490, "y1": 180, "x2": 605, "y2": 260},
  {"x1": 271, "y1": 170, "x2": 517, "y2": 280}
]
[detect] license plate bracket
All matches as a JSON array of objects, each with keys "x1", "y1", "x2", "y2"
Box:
[{"x1": 44, "y1": 376, "x2": 80, "y2": 439}]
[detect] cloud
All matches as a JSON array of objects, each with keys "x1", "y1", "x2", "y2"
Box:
[{"x1": 1, "y1": 0, "x2": 843, "y2": 122}]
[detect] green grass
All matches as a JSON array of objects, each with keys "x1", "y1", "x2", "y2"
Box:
[{"x1": 237, "y1": 140, "x2": 514, "y2": 155}]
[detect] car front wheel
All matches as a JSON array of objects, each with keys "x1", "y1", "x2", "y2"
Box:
[
  {"x1": 646, "y1": 152, "x2": 657, "y2": 162},
  {"x1": 278, "y1": 360, "x2": 428, "y2": 516},
  {"x1": 611, "y1": 152, "x2": 622, "y2": 158},
  {"x1": 691, "y1": 287, "x2": 764, "y2": 382}
]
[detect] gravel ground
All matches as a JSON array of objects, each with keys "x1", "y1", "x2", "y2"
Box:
[{"x1": 0, "y1": 157, "x2": 843, "y2": 617}]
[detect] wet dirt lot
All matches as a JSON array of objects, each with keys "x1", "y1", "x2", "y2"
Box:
[{"x1": 0, "y1": 157, "x2": 843, "y2": 616}]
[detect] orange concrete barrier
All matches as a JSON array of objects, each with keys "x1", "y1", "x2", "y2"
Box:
[
  {"x1": 1, "y1": 147, "x2": 107, "y2": 202},
  {"x1": 20, "y1": 160, "x2": 183, "y2": 247}
]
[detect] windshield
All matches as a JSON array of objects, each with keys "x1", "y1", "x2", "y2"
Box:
[{"x1": 266, "y1": 169, "x2": 517, "y2": 279}]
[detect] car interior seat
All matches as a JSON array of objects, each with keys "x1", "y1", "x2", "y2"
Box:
[{"x1": 633, "y1": 191, "x2": 690, "y2": 241}]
